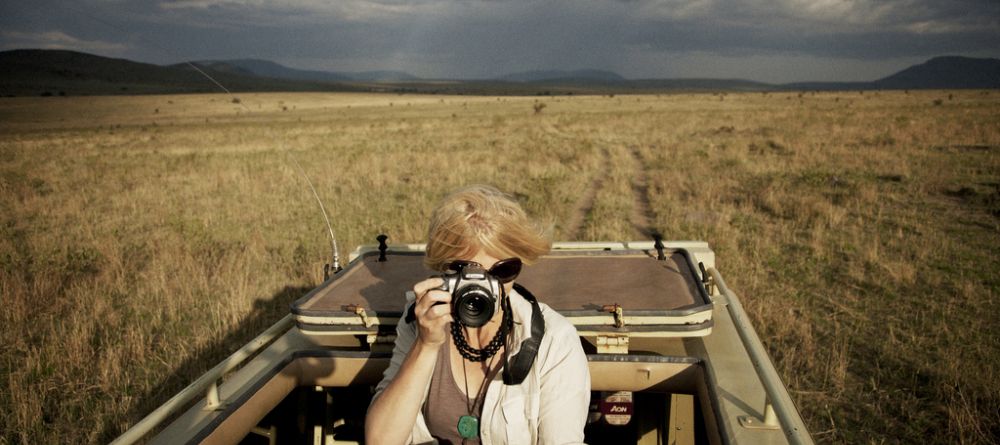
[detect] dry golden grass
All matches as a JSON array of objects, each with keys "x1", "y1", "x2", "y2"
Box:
[{"x1": 1, "y1": 90, "x2": 998, "y2": 444}]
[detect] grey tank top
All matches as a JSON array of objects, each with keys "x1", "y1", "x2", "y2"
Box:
[{"x1": 423, "y1": 331, "x2": 500, "y2": 444}]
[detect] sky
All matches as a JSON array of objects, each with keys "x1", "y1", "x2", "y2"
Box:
[{"x1": 1, "y1": 0, "x2": 998, "y2": 84}]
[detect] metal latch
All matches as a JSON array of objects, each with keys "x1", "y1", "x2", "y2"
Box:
[
  {"x1": 366, "y1": 333, "x2": 396, "y2": 353},
  {"x1": 343, "y1": 304, "x2": 374, "y2": 328},
  {"x1": 698, "y1": 262, "x2": 716, "y2": 296},
  {"x1": 365, "y1": 334, "x2": 396, "y2": 343},
  {"x1": 602, "y1": 303, "x2": 625, "y2": 328}
]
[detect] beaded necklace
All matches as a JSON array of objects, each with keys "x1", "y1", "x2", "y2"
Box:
[{"x1": 454, "y1": 292, "x2": 512, "y2": 440}]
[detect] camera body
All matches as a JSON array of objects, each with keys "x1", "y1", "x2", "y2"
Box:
[{"x1": 439, "y1": 263, "x2": 502, "y2": 328}]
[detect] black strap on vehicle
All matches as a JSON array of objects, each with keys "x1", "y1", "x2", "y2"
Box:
[{"x1": 503, "y1": 283, "x2": 544, "y2": 385}]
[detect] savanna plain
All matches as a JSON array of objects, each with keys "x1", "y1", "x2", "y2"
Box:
[{"x1": 1, "y1": 90, "x2": 998, "y2": 444}]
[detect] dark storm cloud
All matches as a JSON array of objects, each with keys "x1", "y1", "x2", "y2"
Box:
[
  {"x1": 617, "y1": 0, "x2": 1000, "y2": 59},
  {"x1": 1, "y1": 0, "x2": 997, "y2": 82}
]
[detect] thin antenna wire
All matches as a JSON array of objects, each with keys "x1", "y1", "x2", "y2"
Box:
[
  {"x1": 29, "y1": 2, "x2": 255, "y2": 114},
  {"x1": 67, "y1": 8, "x2": 244, "y2": 108},
  {"x1": 182, "y1": 61, "x2": 252, "y2": 112},
  {"x1": 288, "y1": 151, "x2": 341, "y2": 272},
  {"x1": 35, "y1": 1, "x2": 342, "y2": 272}
]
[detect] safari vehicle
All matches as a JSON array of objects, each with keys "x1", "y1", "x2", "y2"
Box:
[{"x1": 112, "y1": 239, "x2": 813, "y2": 445}]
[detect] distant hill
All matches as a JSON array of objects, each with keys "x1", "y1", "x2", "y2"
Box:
[
  {"x1": 630, "y1": 78, "x2": 772, "y2": 91},
  {"x1": 189, "y1": 59, "x2": 420, "y2": 82},
  {"x1": 350, "y1": 70, "x2": 421, "y2": 82},
  {"x1": 0, "y1": 49, "x2": 360, "y2": 96},
  {"x1": 780, "y1": 81, "x2": 871, "y2": 91},
  {"x1": 0, "y1": 49, "x2": 206, "y2": 96},
  {"x1": 2, "y1": 49, "x2": 998, "y2": 97},
  {"x1": 179, "y1": 59, "x2": 351, "y2": 82},
  {"x1": 499, "y1": 69, "x2": 626, "y2": 82},
  {"x1": 873, "y1": 56, "x2": 1000, "y2": 89},
  {"x1": 782, "y1": 56, "x2": 1000, "y2": 91}
]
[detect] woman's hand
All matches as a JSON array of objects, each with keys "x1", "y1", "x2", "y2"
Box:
[
  {"x1": 366, "y1": 278, "x2": 452, "y2": 444},
  {"x1": 412, "y1": 277, "x2": 453, "y2": 347}
]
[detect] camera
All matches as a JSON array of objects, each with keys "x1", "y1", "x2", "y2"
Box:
[{"x1": 438, "y1": 263, "x2": 502, "y2": 328}]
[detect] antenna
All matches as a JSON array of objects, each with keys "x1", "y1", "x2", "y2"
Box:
[
  {"x1": 288, "y1": 152, "x2": 342, "y2": 279},
  {"x1": 16, "y1": 1, "x2": 345, "y2": 279},
  {"x1": 179, "y1": 72, "x2": 342, "y2": 276},
  {"x1": 181, "y1": 70, "x2": 343, "y2": 278},
  {"x1": 69, "y1": 3, "x2": 341, "y2": 278}
]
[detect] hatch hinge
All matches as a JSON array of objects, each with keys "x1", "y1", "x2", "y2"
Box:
[{"x1": 596, "y1": 334, "x2": 630, "y2": 354}]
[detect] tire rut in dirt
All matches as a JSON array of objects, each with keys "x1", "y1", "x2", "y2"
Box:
[
  {"x1": 564, "y1": 148, "x2": 609, "y2": 241},
  {"x1": 628, "y1": 145, "x2": 661, "y2": 241}
]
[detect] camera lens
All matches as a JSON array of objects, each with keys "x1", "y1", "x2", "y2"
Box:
[
  {"x1": 454, "y1": 286, "x2": 495, "y2": 327},
  {"x1": 464, "y1": 295, "x2": 485, "y2": 314}
]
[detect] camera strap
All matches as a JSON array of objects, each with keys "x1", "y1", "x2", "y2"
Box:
[
  {"x1": 404, "y1": 302, "x2": 418, "y2": 323},
  {"x1": 503, "y1": 283, "x2": 544, "y2": 385},
  {"x1": 402, "y1": 282, "x2": 544, "y2": 385}
]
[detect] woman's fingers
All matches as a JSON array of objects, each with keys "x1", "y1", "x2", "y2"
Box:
[
  {"x1": 412, "y1": 277, "x2": 451, "y2": 345},
  {"x1": 425, "y1": 304, "x2": 453, "y2": 325},
  {"x1": 418, "y1": 293, "x2": 450, "y2": 319},
  {"x1": 423, "y1": 299, "x2": 451, "y2": 318},
  {"x1": 414, "y1": 278, "x2": 451, "y2": 320},
  {"x1": 415, "y1": 284, "x2": 449, "y2": 310},
  {"x1": 413, "y1": 277, "x2": 445, "y2": 298}
]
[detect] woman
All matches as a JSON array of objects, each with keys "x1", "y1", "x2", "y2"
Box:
[{"x1": 366, "y1": 185, "x2": 590, "y2": 444}]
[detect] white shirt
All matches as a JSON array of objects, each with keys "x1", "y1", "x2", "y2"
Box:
[{"x1": 372, "y1": 288, "x2": 591, "y2": 444}]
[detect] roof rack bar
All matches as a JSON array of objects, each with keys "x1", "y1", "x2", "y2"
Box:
[
  {"x1": 110, "y1": 314, "x2": 295, "y2": 445},
  {"x1": 707, "y1": 268, "x2": 813, "y2": 445}
]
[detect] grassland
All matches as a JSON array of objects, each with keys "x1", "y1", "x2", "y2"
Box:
[{"x1": 1, "y1": 90, "x2": 998, "y2": 444}]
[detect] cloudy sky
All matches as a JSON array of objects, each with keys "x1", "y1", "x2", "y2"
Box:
[{"x1": 2, "y1": 0, "x2": 998, "y2": 83}]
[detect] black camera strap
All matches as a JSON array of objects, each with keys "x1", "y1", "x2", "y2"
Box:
[
  {"x1": 402, "y1": 281, "x2": 544, "y2": 385},
  {"x1": 404, "y1": 302, "x2": 418, "y2": 323},
  {"x1": 502, "y1": 283, "x2": 544, "y2": 385}
]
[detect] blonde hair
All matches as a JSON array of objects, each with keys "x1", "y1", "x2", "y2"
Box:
[{"x1": 425, "y1": 185, "x2": 550, "y2": 271}]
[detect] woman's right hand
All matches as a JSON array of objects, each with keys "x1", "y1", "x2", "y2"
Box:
[
  {"x1": 365, "y1": 277, "x2": 453, "y2": 444},
  {"x1": 412, "y1": 277, "x2": 453, "y2": 347}
]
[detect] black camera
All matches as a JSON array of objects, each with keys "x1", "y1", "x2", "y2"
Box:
[
  {"x1": 438, "y1": 263, "x2": 502, "y2": 328},
  {"x1": 433, "y1": 257, "x2": 522, "y2": 328}
]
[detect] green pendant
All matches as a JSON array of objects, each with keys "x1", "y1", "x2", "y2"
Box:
[{"x1": 457, "y1": 415, "x2": 479, "y2": 439}]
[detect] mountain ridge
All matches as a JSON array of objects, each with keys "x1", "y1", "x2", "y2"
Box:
[
  {"x1": 498, "y1": 69, "x2": 626, "y2": 82},
  {"x1": 873, "y1": 56, "x2": 1000, "y2": 89},
  {"x1": 192, "y1": 59, "x2": 419, "y2": 82},
  {"x1": 0, "y1": 49, "x2": 362, "y2": 96},
  {"x1": 1, "y1": 49, "x2": 997, "y2": 97}
]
